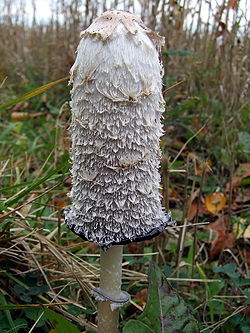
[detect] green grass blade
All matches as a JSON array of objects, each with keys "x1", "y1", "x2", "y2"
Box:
[
  {"x1": 0, "y1": 291, "x2": 17, "y2": 333},
  {"x1": 0, "y1": 304, "x2": 42, "y2": 310},
  {"x1": 44, "y1": 309, "x2": 82, "y2": 333},
  {"x1": 0, "y1": 123, "x2": 17, "y2": 140},
  {"x1": 1, "y1": 181, "x2": 33, "y2": 193},
  {"x1": 0, "y1": 76, "x2": 69, "y2": 112},
  {"x1": 3, "y1": 272, "x2": 30, "y2": 290},
  {"x1": 4, "y1": 160, "x2": 69, "y2": 207}
]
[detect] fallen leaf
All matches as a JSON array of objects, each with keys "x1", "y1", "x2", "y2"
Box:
[
  {"x1": 187, "y1": 200, "x2": 208, "y2": 220},
  {"x1": 205, "y1": 193, "x2": 227, "y2": 215},
  {"x1": 227, "y1": 163, "x2": 250, "y2": 190},
  {"x1": 51, "y1": 194, "x2": 69, "y2": 209},
  {"x1": 188, "y1": 201, "x2": 198, "y2": 221},
  {"x1": 239, "y1": 250, "x2": 250, "y2": 264},
  {"x1": 135, "y1": 288, "x2": 148, "y2": 307},
  {"x1": 187, "y1": 188, "x2": 207, "y2": 220},
  {"x1": 235, "y1": 187, "x2": 250, "y2": 203},
  {"x1": 206, "y1": 216, "x2": 234, "y2": 257}
]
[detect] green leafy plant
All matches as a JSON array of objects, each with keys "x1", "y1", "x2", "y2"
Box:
[{"x1": 123, "y1": 263, "x2": 199, "y2": 333}]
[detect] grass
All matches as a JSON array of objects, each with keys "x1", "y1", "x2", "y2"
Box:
[{"x1": 0, "y1": 0, "x2": 250, "y2": 332}]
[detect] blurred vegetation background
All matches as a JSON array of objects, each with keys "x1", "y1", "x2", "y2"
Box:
[{"x1": 0, "y1": 0, "x2": 250, "y2": 332}]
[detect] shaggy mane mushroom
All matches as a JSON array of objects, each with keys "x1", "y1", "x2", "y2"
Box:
[{"x1": 65, "y1": 10, "x2": 175, "y2": 333}]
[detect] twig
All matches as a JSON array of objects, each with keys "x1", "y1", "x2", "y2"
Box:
[
  {"x1": 170, "y1": 120, "x2": 209, "y2": 167},
  {"x1": 200, "y1": 306, "x2": 247, "y2": 332},
  {"x1": 0, "y1": 183, "x2": 60, "y2": 219},
  {"x1": 163, "y1": 80, "x2": 186, "y2": 94},
  {"x1": 0, "y1": 76, "x2": 8, "y2": 88}
]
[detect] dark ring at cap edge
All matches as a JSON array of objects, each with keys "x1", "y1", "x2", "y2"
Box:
[{"x1": 67, "y1": 217, "x2": 176, "y2": 251}]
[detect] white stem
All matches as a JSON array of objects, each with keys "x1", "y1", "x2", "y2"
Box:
[{"x1": 97, "y1": 245, "x2": 123, "y2": 333}]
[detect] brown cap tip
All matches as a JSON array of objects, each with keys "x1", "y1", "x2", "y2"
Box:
[{"x1": 80, "y1": 10, "x2": 165, "y2": 46}]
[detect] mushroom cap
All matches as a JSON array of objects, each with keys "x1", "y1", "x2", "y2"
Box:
[
  {"x1": 65, "y1": 10, "x2": 175, "y2": 250},
  {"x1": 80, "y1": 10, "x2": 165, "y2": 45}
]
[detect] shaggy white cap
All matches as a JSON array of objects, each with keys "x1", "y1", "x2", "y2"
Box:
[{"x1": 65, "y1": 10, "x2": 175, "y2": 250}]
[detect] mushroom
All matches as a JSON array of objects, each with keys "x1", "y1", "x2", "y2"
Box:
[{"x1": 65, "y1": 10, "x2": 175, "y2": 332}]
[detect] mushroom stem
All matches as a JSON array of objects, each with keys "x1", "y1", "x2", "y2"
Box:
[
  {"x1": 98, "y1": 301, "x2": 119, "y2": 333},
  {"x1": 98, "y1": 245, "x2": 123, "y2": 333}
]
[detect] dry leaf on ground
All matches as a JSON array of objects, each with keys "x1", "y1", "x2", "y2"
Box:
[
  {"x1": 135, "y1": 288, "x2": 148, "y2": 307},
  {"x1": 235, "y1": 187, "x2": 250, "y2": 204},
  {"x1": 205, "y1": 192, "x2": 227, "y2": 215},
  {"x1": 239, "y1": 249, "x2": 250, "y2": 264},
  {"x1": 226, "y1": 163, "x2": 250, "y2": 190},
  {"x1": 187, "y1": 200, "x2": 208, "y2": 221},
  {"x1": 206, "y1": 215, "x2": 234, "y2": 257}
]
